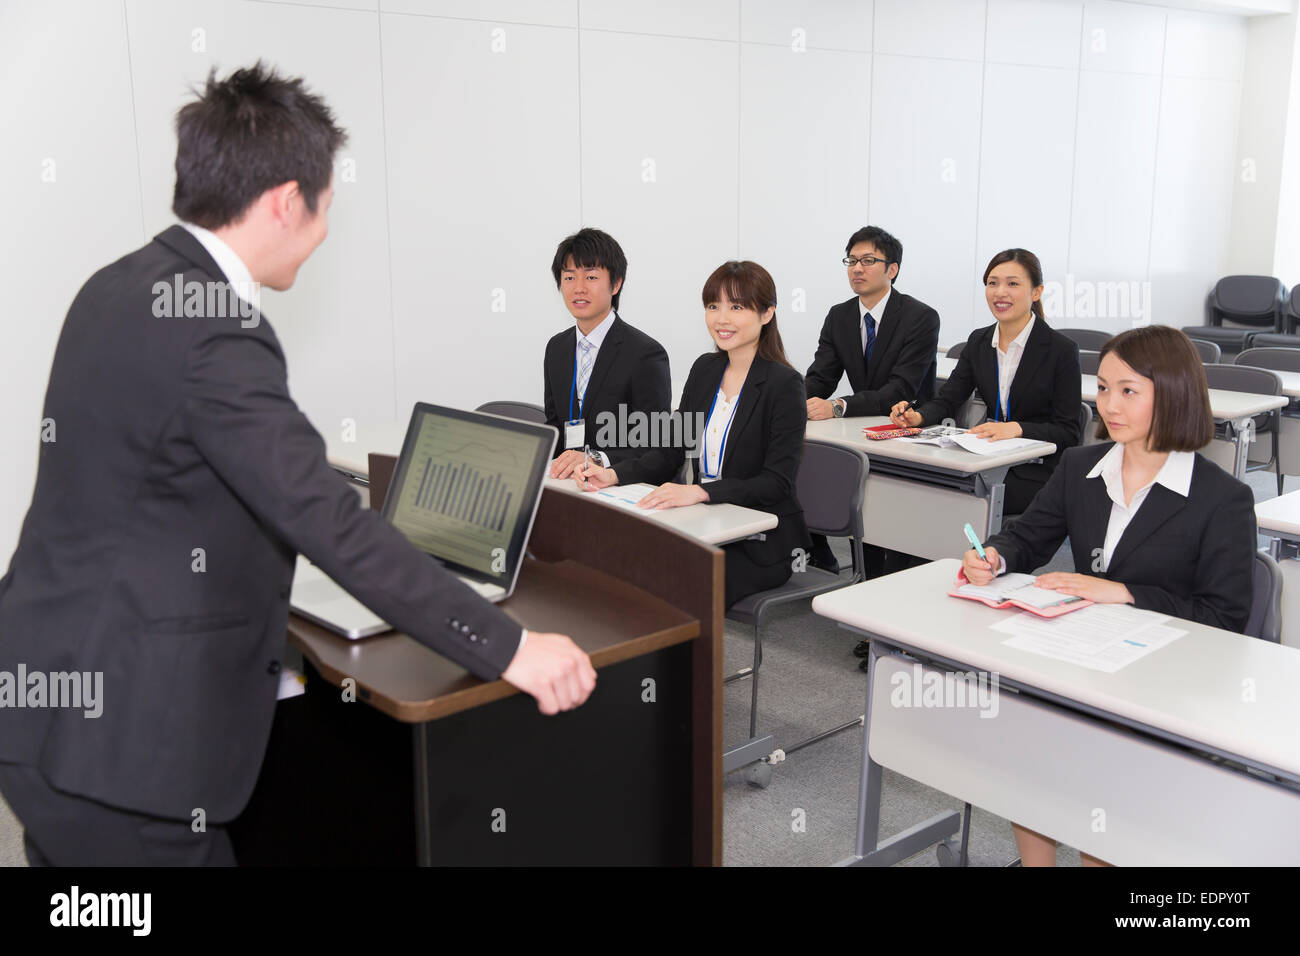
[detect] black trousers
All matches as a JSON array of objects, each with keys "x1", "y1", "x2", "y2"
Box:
[{"x1": 0, "y1": 761, "x2": 235, "y2": 866}]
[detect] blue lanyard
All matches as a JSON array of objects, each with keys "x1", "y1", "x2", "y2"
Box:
[
  {"x1": 568, "y1": 348, "x2": 584, "y2": 422},
  {"x1": 700, "y1": 385, "x2": 741, "y2": 479}
]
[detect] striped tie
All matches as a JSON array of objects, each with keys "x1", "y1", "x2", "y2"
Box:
[{"x1": 576, "y1": 338, "x2": 595, "y2": 406}]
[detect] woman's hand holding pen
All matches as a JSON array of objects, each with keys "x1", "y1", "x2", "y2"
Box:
[
  {"x1": 969, "y1": 420, "x2": 1022, "y2": 441},
  {"x1": 889, "y1": 400, "x2": 923, "y2": 428},
  {"x1": 574, "y1": 461, "x2": 617, "y2": 491},
  {"x1": 639, "y1": 482, "x2": 708, "y2": 510},
  {"x1": 962, "y1": 545, "x2": 1000, "y2": 585},
  {"x1": 1036, "y1": 572, "x2": 1133, "y2": 605}
]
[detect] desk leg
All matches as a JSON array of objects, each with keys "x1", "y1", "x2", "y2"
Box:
[
  {"x1": 978, "y1": 467, "x2": 1008, "y2": 538},
  {"x1": 838, "y1": 640, "x2": 960, "y2": 867},
  {"x1": 1230, "y1": 416, "x2": 1255, "y2": 480}
]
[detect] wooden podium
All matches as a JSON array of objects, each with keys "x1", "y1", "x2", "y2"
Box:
[{"x1": 230, "y1": 472, "x2": 724, "y2": 866}]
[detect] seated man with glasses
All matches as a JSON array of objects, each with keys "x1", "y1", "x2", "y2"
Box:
[
  {"x1": 804, "y1": 225, "x2": 941, "y2": 583},
  {"x1": 805, "y1": 225, "x2": 941, "y2": 422}
]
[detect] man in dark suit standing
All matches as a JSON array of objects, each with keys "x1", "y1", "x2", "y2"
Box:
[
  {"x1": 544, "y1": 229, "x2": 672, "y2": 480},
  {"x1": 804, "y1": 226, "x2": 941, "y2": 574},
  {"x1": 0, "y1": 63, "x2": 594, "y2": 867}
]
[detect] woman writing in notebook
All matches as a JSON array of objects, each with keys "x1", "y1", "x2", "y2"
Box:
[
  {"x1": 962, "y1": 324, "x2": 1256, "y2": 866},
  {"x1": 889, "y1": 248, "x2": 1081, "y2": 515},
  {"x1": 574, "y1": 260, "x2": 812, "y2": 608}
]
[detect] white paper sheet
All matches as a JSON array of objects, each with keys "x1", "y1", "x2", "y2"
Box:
[
  {"x1": 898, "y1": 425, "x2": 967, "y2": 447},
  {"x1": 950, "y1": 433, "x2": 1044, "y2": 456},
  {"x1": 956, "y1": 574, "x2": 1083, "y2": 609},
  {"x1": 991, "y1": 603, "x2": 1187, "y2": 673},
  {"x1": 589, "y1": 482, "x2": 654, "y2": 510}
]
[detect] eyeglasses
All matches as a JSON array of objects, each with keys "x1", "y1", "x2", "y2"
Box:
[{"x1": 843, "y1": 255, "x2": 888, "y2": 268}]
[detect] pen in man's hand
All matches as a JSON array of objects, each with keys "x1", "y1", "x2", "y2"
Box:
[{"x1": 583, "y1": 444, "x2": 591, "y2": 486}]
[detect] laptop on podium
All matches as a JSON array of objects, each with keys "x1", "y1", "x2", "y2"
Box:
[{"x1": 291, "y1": 402, "x2": 557, "y2": 639}]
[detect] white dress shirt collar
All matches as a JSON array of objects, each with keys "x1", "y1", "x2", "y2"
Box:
[
  {"x1": 859, "y1": 287, "x2": 891, "y2": 332},
  {"x1": 1087, "y1": 442, "x2": 1195, "y2": 503},
  {"x1": 180, "y1": 222, "x2": 259, "y2": 306},
  {"x1": 577, "y1": 310, "x2": 615, "y2": 350},
  {"x1": 991, "y1": 315, "x2": 1035, "y2": 353}
]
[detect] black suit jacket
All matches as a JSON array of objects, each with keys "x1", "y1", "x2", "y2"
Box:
[
  {"x1": 917, "y1": 319, "x2": 1082, "y2": 486},
  {"x1": 614, "y1": 353, "x2": 812, "y2": 594},
  {"x1": 0, "y1": 226, "x2": 521, "y2": 822},
  {"x1": 986, "y1": 444, "x2": 1256, "y2": 632},
  {"x1": 543, "y1": 315, "x2": 671, "y2": 465},
  {"x1": 804, "y1": 290, "x2": 940, "y2": 416}
]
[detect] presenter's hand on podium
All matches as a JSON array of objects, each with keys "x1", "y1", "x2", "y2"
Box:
[
  {"x1": 639, "y1": 482, "x2": 708, "y2": 510},
  {"x1": 962, "y1": 546, "x2": 1000, "y2": 586},
  {"x1": 502, "y1": 631, "x2": 597, "y2": 715},
  {"x1": 550, "y1": 450, "x2": 588, "y2": 480},
  {"x1": 888, "y1": 401, "x2": 923, "y2": 428}
]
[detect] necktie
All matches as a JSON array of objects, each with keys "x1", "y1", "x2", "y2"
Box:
[
  {"x1": 576, "y1": 339, "x2": 594, "y2": 407},
  {"x1": 863, "y1": 312, "x2": 876, "y2": 372}
]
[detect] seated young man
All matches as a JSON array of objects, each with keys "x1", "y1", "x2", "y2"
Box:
[{"x1": 543, "y1": 228, "x2": 671, "y2": 478}]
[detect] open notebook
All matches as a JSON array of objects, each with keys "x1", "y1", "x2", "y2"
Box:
[{"x1": 949, "y1": 572, "x2": 1092, "y2": 618}]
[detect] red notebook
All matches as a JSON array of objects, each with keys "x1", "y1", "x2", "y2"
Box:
[
  {"x1": 863, "y1": 423, "x2": 922, "y2": 440},
  {"x1": 949, "y1": 571, "x2": 1092, "y2": 618}
]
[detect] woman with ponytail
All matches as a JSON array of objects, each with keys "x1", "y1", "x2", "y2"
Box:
[
  {"x1": 575, "y1": 261, "x2": 812, "y2": 608},
  {"x1": 890, "y1": 248, "x2": 1082, "y2": 515}
]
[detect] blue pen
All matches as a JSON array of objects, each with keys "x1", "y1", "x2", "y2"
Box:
[{"x1": 963, "y1": 523, "x2": 987, "y2": 563}]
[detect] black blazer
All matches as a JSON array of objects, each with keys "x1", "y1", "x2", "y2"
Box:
[
  {"x1": 804, "y1": 290, "x2": 940, "y2": 416},
  {"x1": 614, "y1": 352, "x2": 812, "y2": 590},
  {"x1": 543, "y1": 315, "x2": 671, "y2": 465},
  {"x1": 0, "y1": 226, "x2": 521, "y2": 822},
  {"x1": 985, "y1": 444, "x2": 1256, "y2": 632},
  {"x1": 917, "y1": 318, "x2": 1082, "y2": 486}
]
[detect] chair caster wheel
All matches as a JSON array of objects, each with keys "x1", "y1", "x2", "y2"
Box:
[
  {"x1": 746, "y1": 761, "x2": 773, "y2": 788},
  {"x1": 936, "y1": 840, "x2": 963, "y2": 866}
]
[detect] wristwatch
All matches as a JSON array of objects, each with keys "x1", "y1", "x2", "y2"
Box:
[{"x1": 832, "y1": 399, "x2": 846, "y2": 418}]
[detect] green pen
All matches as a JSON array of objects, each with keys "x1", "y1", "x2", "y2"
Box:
[{"x1": 963, "y1": 522, "x2": 987, "y2": 563}]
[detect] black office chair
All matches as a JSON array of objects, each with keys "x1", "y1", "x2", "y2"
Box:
[
  {"x1": 474, "y1": 401, "x2": 547, "y2": 424},
  {"x1": 946, "y1": 342, "x2": 966, "y2": 359},
  {"x1": 1286, "y1": 285, "x2": 1300, "y2": 334},
  {"x1": 1237, "y1": 347, "x2": 1300, "y2": 374},
  {"x1": 1244, "y1": 332, "x2": 1300, "y2": 350},
  {"x1": 1183, "y1": 276, "x2": 1286, "y2": 356},
  {"x1": 1203, "y1": 364, "x2": 1284, "y2": 495},
  {"x1": 1191, "y1": 338, "x2": 1222, "y2": 364},
  {"x1": 1246, "y1": 550, "x2": 1283, "y2": 644},
  {"x1": 724, "y1": 439, "x2": 868, "y2": 786},
  {"x1": 1078, "y1": 401, "x2": 1093, "y2": 443},
  {"x1": 1078, "y1": 350, "x2": 1100, "y2": 375},
  {"x1": 1058, "y1": 328, "x2": 1112, "y2": 351}
]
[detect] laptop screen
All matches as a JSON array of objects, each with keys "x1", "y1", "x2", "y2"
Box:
[{"x1": 381, "y1": 403, "x2": 556, "y2": 585}]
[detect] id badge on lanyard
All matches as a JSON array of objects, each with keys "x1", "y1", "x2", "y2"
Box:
[{"x1": 566, "y1": 350, "x2": 586, "y2": 449}]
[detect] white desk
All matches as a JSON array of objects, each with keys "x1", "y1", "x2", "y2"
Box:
[
  {"x1": 543, "y1": 477, "x2": 777, "y2": 547},
  {"x1": 319, "y1": 419, "x2": 778, "y2": 548},
  {"x1": 813, "y1": 559, "x2": 1300, "y2": 866},
  {"x1": 806, "y1": 418, "x2": 1055, "y2": 559},
  {"x1": 1256, "y1": 491, "x2": 1300, "y2": 649},
  {"x1": 937, "y1": 356, "x2": 1287, "y2": 479}
]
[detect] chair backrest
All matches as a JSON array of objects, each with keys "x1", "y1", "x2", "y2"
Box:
[
  {"x1": 1289, "y1": 286, "x2": 1300, "y2": 322},
  {"x1": 1202, "y1": 363, "x2": 1282, "y2": 397},
  {"x1": 1078, "y1": 402, "x2": 1092, "y2": 440},
  {"x1": 474, "y1": 401, "x2": 547, "y2": 425},
  {"x1": 1057, "y1": 328, "x2": 1112, "y2": 351},
  {"x1": 1078, "y1": 350, "x2": 1100, "y2": 375},
  {"x1": 796, "y1": 440, "x2": 868, "y2": 540},
  {"x1": 1191, "y1": 338, "x2": 1221, "y2": 363},
  {"x1": 946, "y1": 341, "x2": 966, "y2": 359},
  {"x1": 1211, "y1": 275, "x2": 1285, "y2": 328},
  {"x1": 1244, "y1": 332, "x2": 1300, "y2": 350},
  {"x1": 1246, "y1": 549, "x2": 1283, "y2": 643},
  {"x1": 1236, "y1": 348, "x2": 1300, "y2": 374}
]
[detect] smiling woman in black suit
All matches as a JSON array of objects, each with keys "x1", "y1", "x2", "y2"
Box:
[
  {"x1": 576, "y1": 261, "x2": 812, "y2": 608},
  {"x1": 890, "y1": 248, "x2": 1082, "y2": 516},
  {"x1": 963, "y1": 324, "x2": 1257, "y2": 867}
]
